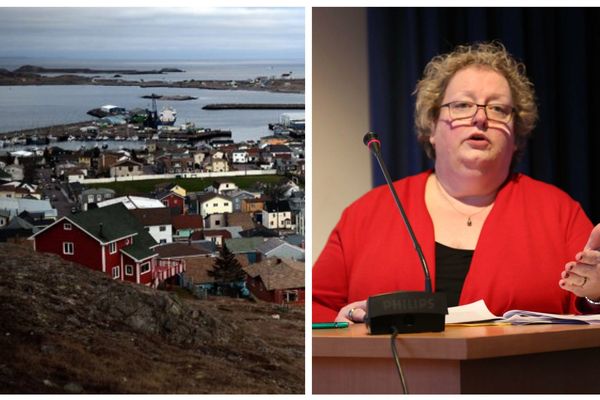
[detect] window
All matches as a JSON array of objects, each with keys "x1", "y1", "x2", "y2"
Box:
[
  {"x1": 112, "y1": 266, "x2": 120, "y2": 279},
  {"x1": 159, "y1": 225, "x2": 166, "y2": 232},
  {"x1": 215, "y1": 220, "x2": 221, "y2": 226},
  {"x1": 160, "y1": 239, "x2": 167, "y2": 244},
  {"x1": 88, "y1": 195, "x2": 94, "y2": 202},
  {"x1": 125, "y1": 265, "x2": 134, "y2": 276},
  {"x1": 270, "y1": 221, "x2": 275, "y2": 227},
  {"x1": 140, "y1": 262, "x2": 151, "y2": 274},
  {"x1": 162, "y1": 200, "x2": 169, "y2": 206},
  {"x1": 63, "y1": 242, "x2": 74, "y2": 255},
  {"x1": 213, "y1": 203, "x2": 218, "y2": 207},
  {"x1": 224, "y1": 202, "x2": 229, "y2": 206},
  {"x1": 63, "y1": 222, "x2": 72, "y2": 231},
  {"x1": 109, "y1": 242, "x2": 117, "y2": 254}
]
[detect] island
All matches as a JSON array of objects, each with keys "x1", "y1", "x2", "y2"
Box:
[{"x1": 0, "y1": 65, "x2": 305, "y2": 94}]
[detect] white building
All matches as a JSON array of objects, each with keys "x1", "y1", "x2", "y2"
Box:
[
  {"x1": 262, "y1": 201, "x2": 294, "y2": 230},
  {"x1": 232, "y1": 151, "x2": 249, "y2": 164},
  {"x1": 196, "y1": 193, "x2": 233, "y2": 218},
  {"x1": 129, "y1": 208, "x2": 173, "y2": 244}
]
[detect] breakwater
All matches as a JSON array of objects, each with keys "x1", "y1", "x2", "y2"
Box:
[{"x1": 202, "y1": 103, "x2": 305, "y2": 110}]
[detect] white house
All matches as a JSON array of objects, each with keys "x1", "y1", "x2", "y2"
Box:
[
  {"x1": 129, "y1": 207, "x2": 173, "y2": 244},
  {"x1": 210, "y1": 158, "x2": 229, "y2": 173},
  {"x1": 196, "y1": 193, "x2": 233, "y2": 218},
  {"x1": 262, "y1": 201, "x2": 294, "y2": 230},
  {"x1": 232, "y1": 151, "x2": 249, "y2": 164},
  {"x1": 211, "y1": 179, "x2": 239, "y2": 194},
  {"x1": 110, "y1": 159, "x2": 143, "y2": 178}
]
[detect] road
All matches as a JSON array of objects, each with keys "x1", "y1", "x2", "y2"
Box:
[{"x1": 36, "y1": 167, "x2": 74, "y2": 217}]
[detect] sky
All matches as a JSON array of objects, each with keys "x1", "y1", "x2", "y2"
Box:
[{"x1": 0, "y1": 7, "x2": 305, "y2": 61}]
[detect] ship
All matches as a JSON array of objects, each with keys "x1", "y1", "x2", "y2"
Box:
[{"x1": 159, "y1": 107, "x2": 177, "y2": 126}]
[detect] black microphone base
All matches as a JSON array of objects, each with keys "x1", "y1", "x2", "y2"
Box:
[{"x1": 366, "y1": 291, "x2": 448, "y2": 335}]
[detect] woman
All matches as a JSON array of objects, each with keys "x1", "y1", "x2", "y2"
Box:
[{"x1": 312, "y1": 42, "x2": 600, "y2": 323}]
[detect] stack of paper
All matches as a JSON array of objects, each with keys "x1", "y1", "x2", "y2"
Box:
[{"x1": 446, "y1": 299, "x2": 600, "y2": 325}]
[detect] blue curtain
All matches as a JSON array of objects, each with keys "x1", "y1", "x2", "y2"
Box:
[{"x1": 367, "y1": 7, "x2": 599, "y2": 223}]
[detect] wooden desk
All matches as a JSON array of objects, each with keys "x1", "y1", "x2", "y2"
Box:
[{"x1": 313, "y1": 323, "x2": 600, "y2": 394}]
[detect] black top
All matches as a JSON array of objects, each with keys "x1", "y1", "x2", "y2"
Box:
[{"x1": 435, "y1": 242, "x2": 474, "y2": 307}]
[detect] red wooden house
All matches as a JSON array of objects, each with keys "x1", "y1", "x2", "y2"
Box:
[
  {"x1": 156, "y1": 190, "x2": 185, "y2": 215},
  {"x1": 30, "y1": 203, "x2": 184, "y2": 287},
  {"x1": 243, "y1": 258, "x2": 305, "y2": 304}
]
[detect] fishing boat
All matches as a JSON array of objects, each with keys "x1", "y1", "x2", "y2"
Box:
[{"x1": 159, "y1": 107, "x2": 177, "y2": 126}]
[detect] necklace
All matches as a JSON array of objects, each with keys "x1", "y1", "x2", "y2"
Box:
[{"x1": 434, "y1": 177, "x2": 494, "y2": 227}]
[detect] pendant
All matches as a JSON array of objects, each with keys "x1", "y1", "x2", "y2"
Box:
[{"x1": 467, "y1": 217, "x2": 472, "y2": 227}]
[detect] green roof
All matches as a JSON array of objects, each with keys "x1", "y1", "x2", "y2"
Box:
[
  {"x1": 224, "y1": 237, "x2": 266, "y2": 253},
  {"x1": 121, "y1": 241, "x2": 156, "y2": 261},
  {"x1": 69, "y1": 203, "x2": 139, "y2": 243}
]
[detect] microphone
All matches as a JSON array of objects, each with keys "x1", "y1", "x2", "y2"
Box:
[{"x1": 362, "y1": 132, "x2": 447, "y2": 335}]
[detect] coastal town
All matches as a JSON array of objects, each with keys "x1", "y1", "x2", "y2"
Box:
[{"x1": 0, "y1": 103, "x2": 305, "y2": 303}]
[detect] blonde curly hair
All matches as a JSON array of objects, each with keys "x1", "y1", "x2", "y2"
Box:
[{"x1": 414, "y1": 41, "x2": 538, "y2": 166}]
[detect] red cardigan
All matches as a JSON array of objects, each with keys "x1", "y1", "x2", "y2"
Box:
[{"x1": 313, "y1": 171, "x2": 593, "y2": 322}]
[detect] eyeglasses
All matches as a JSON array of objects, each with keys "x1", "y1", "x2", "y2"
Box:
[{"x1": 440, "y1": 101, "x2": 515, "y2": 124}]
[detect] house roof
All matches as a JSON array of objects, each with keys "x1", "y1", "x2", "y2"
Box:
[
  {"x1": 129, "y1": 207, "x2": 172, "y2": 226},
  {"x1": 81, "y1": 188, "x2": 116, "y2": 196},
  {"x1": 243, "y1": 258, "x2": 305, "y2": 291},
  {"x1": 283, "y1": 234, "x2": 304, "y2": 247},
  {"x1": 121, "y1": 240, "x2": 157, "y2": 262},
  {"x1": 111, "y1": 158, "x2": 142, "y2": 167},
  {"x1": 155, "y1": 190, "x2": 185, "y2": 200},
  {"x1": 267, "y1": 144, "x2": 293, "y2": 153},
  {"x1": 0, "y1": 198, "x2": 56, "y2": 218},
  {"x1": 154, "y1": 242, "x2": 212, "y2": 258},
  {"x1": 68, "y1": 203, "x2": 140, "y2": 243},
  {"x1": 203, "y1": 229, "x2": 233, "y2": 239},
  {"x1": 256, "y1": 237, "x2": 287, "y2": 254},
  {"x1": 172, "y1": 214, "x2": 203, "y2": 231},
  {"x1": 225, "y1": 212, "x2": 255, "y2": 230},
  {"x1": 1, "y1": 216, "x2": 36, "y2": 231},
  {"x1": 184, "y1": 257, "x2": 217, "y2": 284},
  {"x1": 212, "y1": 178, "x2": 235, "y2": 187},
  {"x1": 184, "y1": 254, "x2": 249, "y2": 285},
  {"x1": 264, "y1": 200, "x2": 291, "y2": 213},
  {"x1": 239, "y1": 225, "x2": 279, "y2": 238},
  {"x1": 98, "y1": 195, "x2": 165, "y2": 210},
  {"x1": 224, "y1": 237, "x2": 266, "y2": 253}
]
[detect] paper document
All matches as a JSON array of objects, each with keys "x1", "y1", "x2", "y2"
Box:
[{"x1": 446, "y1": 299, "x2": 600, "y2": 325}]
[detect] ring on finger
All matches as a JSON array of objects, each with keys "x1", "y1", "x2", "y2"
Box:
[{"x1": 348, "y1": 308, "x2": 358, "y2": 321}]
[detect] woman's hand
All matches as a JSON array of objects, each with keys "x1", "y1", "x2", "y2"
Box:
[
  {"x1": 560, "y1": 224, "x2": 600, "y2": 300},
  {"x1": 334, "y1": 300, "x2": 367, "y2": 324}
]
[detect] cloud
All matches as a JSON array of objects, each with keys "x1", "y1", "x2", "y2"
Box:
[{"x1": 0, "y1": 7, "x2": 305, "y2": 60}]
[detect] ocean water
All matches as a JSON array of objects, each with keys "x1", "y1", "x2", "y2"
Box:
[{"x1": 0, "y1": 59, "x2": 305, "y2": 142}]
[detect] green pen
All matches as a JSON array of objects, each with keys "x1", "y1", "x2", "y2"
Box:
[{"x1": 312, "y1": 322, "x2": 350, "y2": 329}]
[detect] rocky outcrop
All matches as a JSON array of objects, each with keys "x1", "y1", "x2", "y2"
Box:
[{"x1": 0, "y1": 243, "x2": 304, "y2": 394}]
